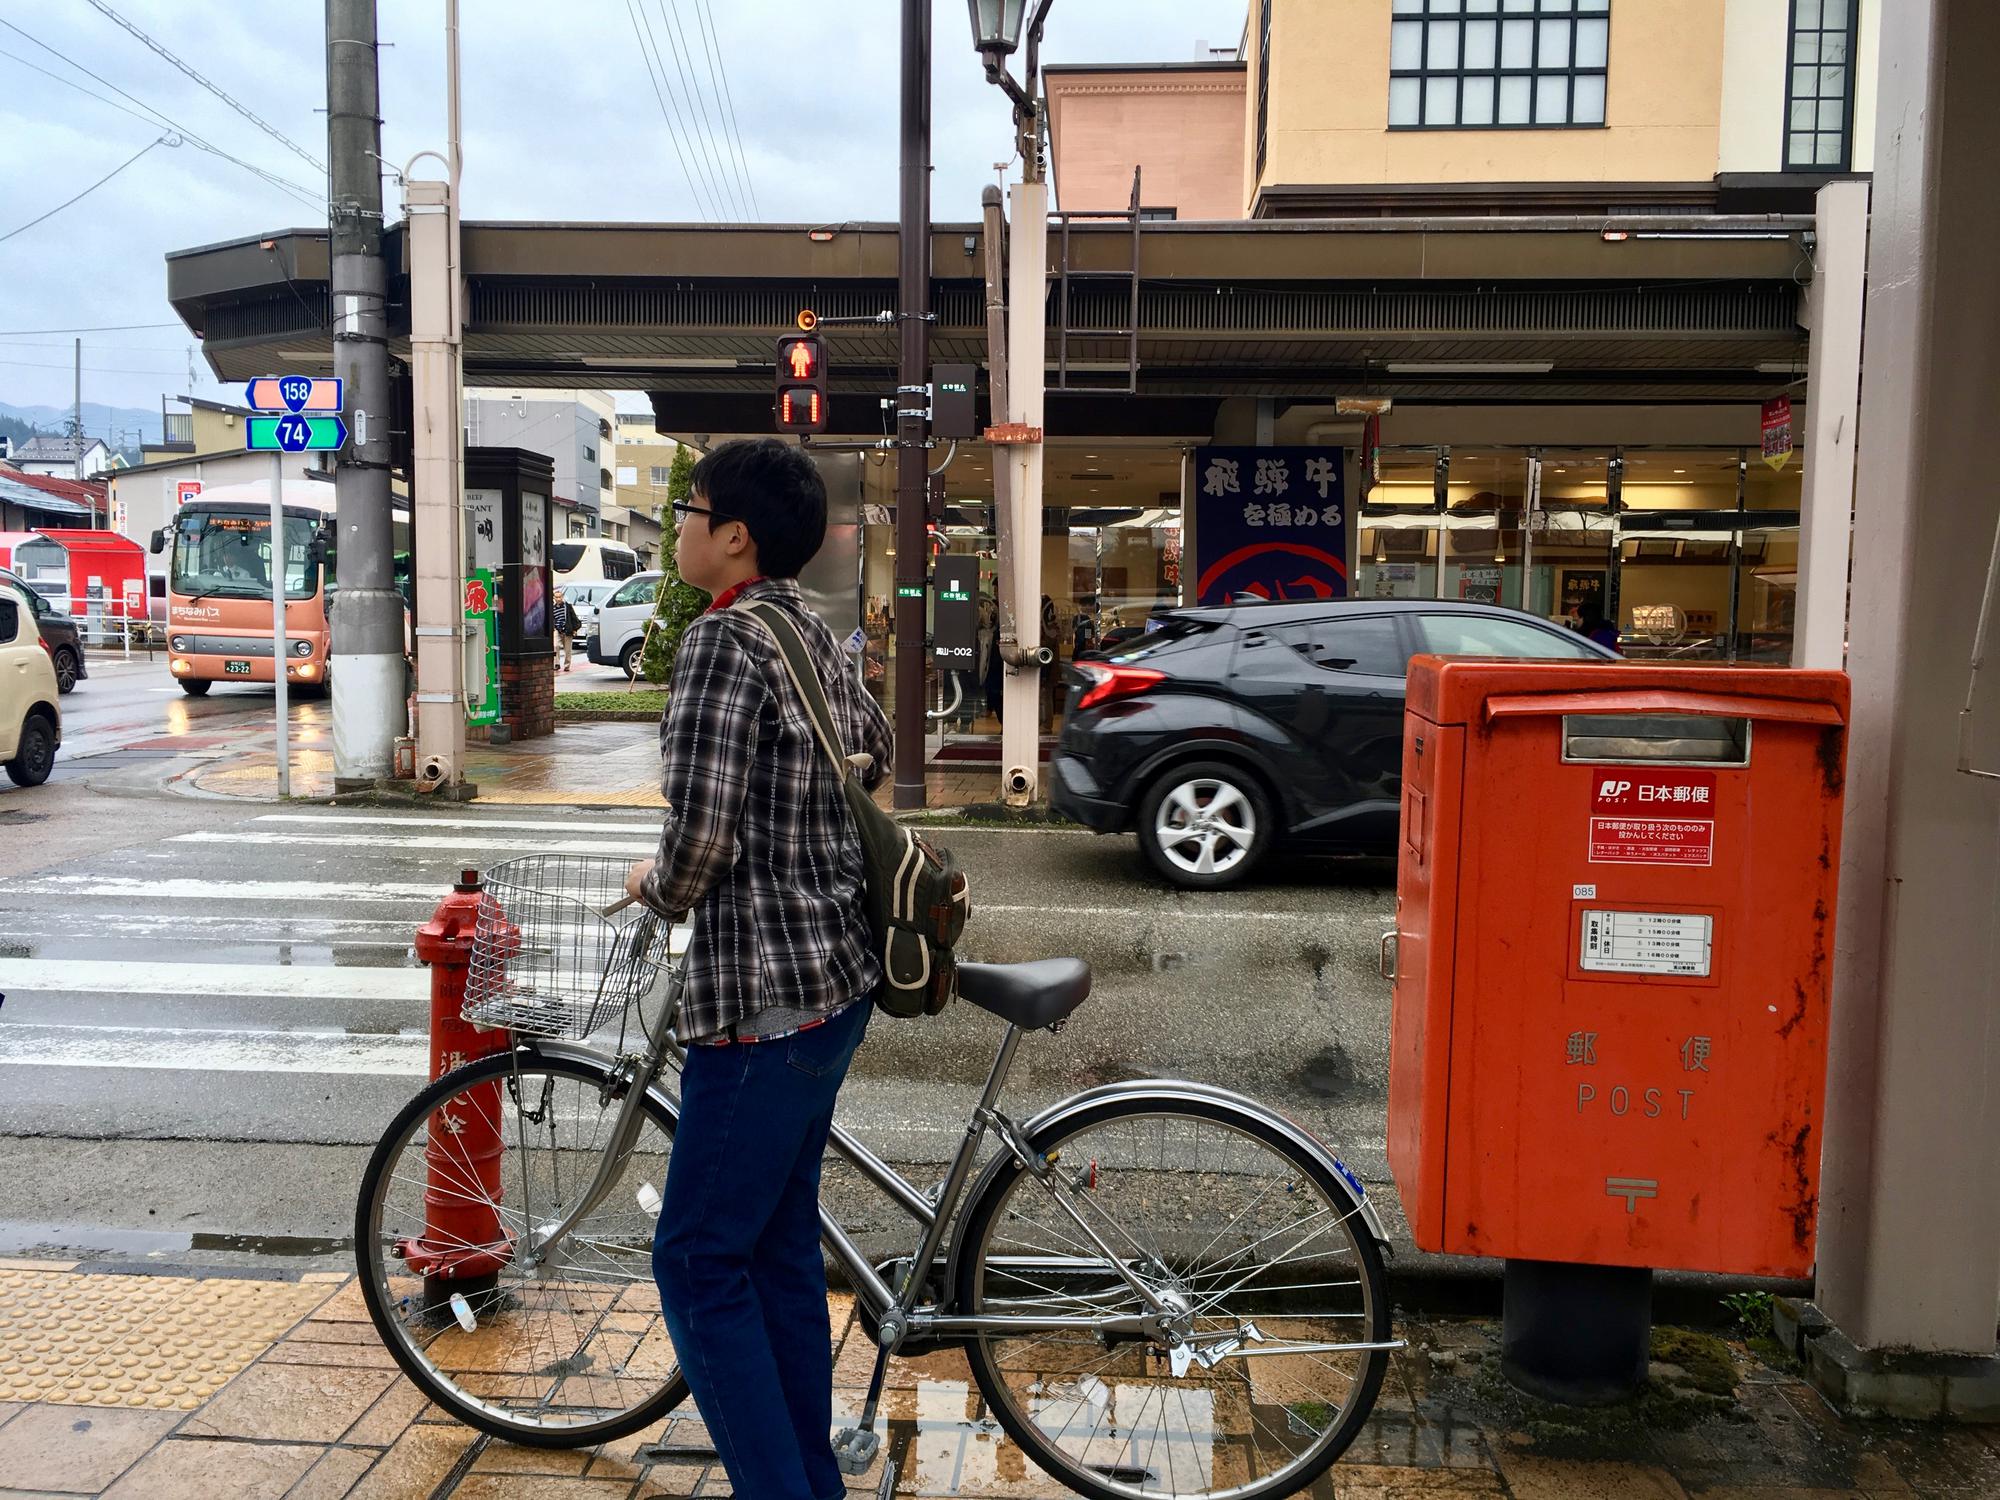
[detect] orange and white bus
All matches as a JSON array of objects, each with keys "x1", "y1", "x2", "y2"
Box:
[{"x1": 151, "y1": 497, "x2": 410, "y2": 697}]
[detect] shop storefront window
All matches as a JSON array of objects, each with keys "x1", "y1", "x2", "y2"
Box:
[
  {"x1": 1358, "y1": 447, "x2": 1443, "y2": 600},
  {"x1": 1744, "y1": 456, "x2": 1804, "y2": 510},
  {"x1": 1442, "y1": 450, "x2": 1527, "y2": 608},
  {"x1": 1620, "y1": 449, "x2": 1742, "y2": 510}
]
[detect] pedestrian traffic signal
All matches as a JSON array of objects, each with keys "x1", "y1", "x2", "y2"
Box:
[{"x1": 774, "y1": 333, "x2": 828, "y2": 434}]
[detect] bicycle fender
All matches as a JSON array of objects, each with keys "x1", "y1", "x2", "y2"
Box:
[{"x1": 945, "y1": 1077, "x2": 1391, "y2": 1305}]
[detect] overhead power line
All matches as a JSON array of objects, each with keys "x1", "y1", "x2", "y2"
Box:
[
  {"x1": 0, "y1": 22, "x2": 321, "y2": 211},
  {"x1": 81, "y1": 0, "x2": 327, "y2": 176},
  {"x1": 0, "y1": 321, "x2": 182, "y2": 335},
  {"x1": 658, "y1": 0, "x2": 744, "y2": 219},
  {"x1": 624, "y1": 0, "x2": 718, "y2": 220},
  {"x1": 0, "y1": 134, "x2": 174, "y2": 245},
  {"x1": 692, "y1": 0, "x2": 758, "y2": 218}
]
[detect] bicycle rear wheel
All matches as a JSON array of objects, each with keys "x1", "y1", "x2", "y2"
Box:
[
  {"x1": 953, "y1": 1095, "x2": 1391, "y2": 1500},
  {"x1": 354, "y1": 1049, "x2": 687, "y2": 1447}
]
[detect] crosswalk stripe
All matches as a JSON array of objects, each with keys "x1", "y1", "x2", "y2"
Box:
[
  {"x1": 3, "y1": 876, "x2": 449, "y2": 903},
  {"x1": 0, "y1": 1023, "x2": 430, "y2": 1077},
  {"x1": 0, "y1": 958, "x2": 431, "y2": 1001},
  {"x1": 252, "y1": 813, "x2": 662, "y2": 836},
  {"x1": 168, "y1": 830, "x2": 657, "y2": 856}
]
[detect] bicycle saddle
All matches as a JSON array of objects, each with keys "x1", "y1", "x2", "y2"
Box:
[{"x1": 956, "y1": 958, "x2": 1092, "y2": 1031}]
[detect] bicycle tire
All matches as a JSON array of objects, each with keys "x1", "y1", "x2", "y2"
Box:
[
  {"x1": 952, "y1": 1093, "x2": 1391, "y2": 1500},
  {"x1": 354, "y1": 1048, "x2": 689, "y2": 1447}
]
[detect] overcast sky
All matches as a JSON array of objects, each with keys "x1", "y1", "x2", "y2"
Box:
[{"x1": 0, "y1": 0, "x2": 1245, "y2": 428}]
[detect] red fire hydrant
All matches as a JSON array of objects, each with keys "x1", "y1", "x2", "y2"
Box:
[{"x1": 400, "y1": 868, "x2": 515, "y2": 1317}]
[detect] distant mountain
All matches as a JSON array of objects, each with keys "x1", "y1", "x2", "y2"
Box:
[{"x1": 0, "y1": 400, "x2": 164, "y2": 448}]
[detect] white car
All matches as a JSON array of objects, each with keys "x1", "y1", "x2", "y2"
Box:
[
  {"x1": 0, "y1": 577, "x2": 61, "y2": 787},
  {"x1": 585, "y1": 571, "x2": 663, "y2": 679}
]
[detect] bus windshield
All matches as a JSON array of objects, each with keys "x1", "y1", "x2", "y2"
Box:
[{"x1": 170, "y1": 510, "x2": 321, "y2": 602}]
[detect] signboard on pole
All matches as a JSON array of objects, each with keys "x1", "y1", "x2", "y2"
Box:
[
  {"x1": 176, "y1": 479, "x2": 202, "y2": 507},
  {"x1": 1190, "y1": 446, "x2": 1347, "y2": 605},
  {"x1": 1761, "y1": 396, "x2": 1794, "y2": 470},
  {"x1": 246, "y1": 376, "x2": 342, "y2": 414},
  {"x1": 931, "y1": 554, "x2": 979, "y2": 669},
  {"x1": 246, "y1": 414, "x2": 349, "y2": 452}
]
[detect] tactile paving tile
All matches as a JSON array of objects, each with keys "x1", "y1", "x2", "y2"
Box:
[{"x1": 0, "y1": 1267, "x2": 334, "y2": 1410}]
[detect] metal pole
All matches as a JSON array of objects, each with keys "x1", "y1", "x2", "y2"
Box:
[
  {"x1": 327, "y1": 0, "x2": 401, "y2": 787},
  {"x1": 73, "y1": 338, "x2": 82, "y2": 482},
  {"x1": 1001, "y1": 173, "x2": 1048, "y2": 806},
  {"x1": 892, "y1": 0, "x2": 932, "y2": 810},
  {"x1": 980, "y1": 185, "x2": 1022, "y2": 678},
  {"x1": 271, "y1": 451, "x2": 291, "y2": 799}
]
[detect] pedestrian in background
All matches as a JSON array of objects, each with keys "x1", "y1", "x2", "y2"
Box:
[
  {"x1": 625, "y1": 438, "x2": 892, "y2": 1500},
  {"x1": 551, "y1": 587, "x2": 578, "y2": 671}
]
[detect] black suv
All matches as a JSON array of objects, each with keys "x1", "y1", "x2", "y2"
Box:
[
  {"x1": 0, "y1": 566, "x2": 85, "y2": 695},
  {"x1": 1049, "y1": 599, "x2": 1616, "y2": 887}
]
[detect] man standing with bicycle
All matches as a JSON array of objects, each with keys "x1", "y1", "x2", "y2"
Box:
[{"x1": 624, "y1": 438, "x2": 892, "y2": 1500}]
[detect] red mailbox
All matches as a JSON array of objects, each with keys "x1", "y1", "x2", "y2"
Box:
[{"x1": 1388, "y1": 660, "x2": 1849, "y2": 1280}]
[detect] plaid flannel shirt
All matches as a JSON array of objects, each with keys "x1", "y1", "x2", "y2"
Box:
[{"x1": 640, "y1": 577, "x2": 894, "y2": 1043}]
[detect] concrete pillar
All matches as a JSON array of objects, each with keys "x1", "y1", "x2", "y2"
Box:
[
  {"x1": 1792, "y1": 180, "x2": 1868, "y2": 671},
  {"x1": 1805, "y1": 0, "x2": 2000, "y2": 1410}
]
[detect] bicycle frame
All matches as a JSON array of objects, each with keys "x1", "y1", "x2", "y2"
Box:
[{"x1": 521, "y1": 948, "x2": 1187, "y2": 1345}]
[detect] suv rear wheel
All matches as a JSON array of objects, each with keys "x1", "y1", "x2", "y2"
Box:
[{"x1": 1138, "y1": 761, "x2": 1271, "y2": 889}]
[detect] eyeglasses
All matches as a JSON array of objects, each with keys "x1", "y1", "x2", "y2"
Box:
[{"x1": 670, "y1": 500, "x2": 729, "y2": 522}]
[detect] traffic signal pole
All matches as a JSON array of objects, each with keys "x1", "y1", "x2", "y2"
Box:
[
  {"x1": 892, "y1": 0, "x2": 932, "y2": 810},
  {"x1": 327, "y1": 0, "x2": 404, "y2": 787}
]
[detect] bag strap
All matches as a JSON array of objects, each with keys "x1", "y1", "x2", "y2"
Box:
[{"x1": 733, "y1": 599, "x2": 851, "y2": 781}]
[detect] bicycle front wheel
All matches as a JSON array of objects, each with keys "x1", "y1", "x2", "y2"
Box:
[
  {"x1": 953, "y1": 1095, "x2": 1391, "y2": 1500},
  {"x1": 354, "y1": 1049, "x2": 688, "y2": 1447}
]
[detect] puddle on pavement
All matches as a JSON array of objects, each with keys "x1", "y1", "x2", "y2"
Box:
[{"x1": 0, "y1": 1220, "x2": 351, "y2": 1262}]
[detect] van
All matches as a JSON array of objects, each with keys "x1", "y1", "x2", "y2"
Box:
[
  {"x1": 585, "y1": 570, "x2": 663, "y2": 679},
  {"x1": 0, "y1": 577, "x2": 62, "y2": 787},
  {"x1": 552, "y1": 538, "x2": 640, "y2": 584}
]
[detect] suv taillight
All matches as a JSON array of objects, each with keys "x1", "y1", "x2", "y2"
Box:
[{"x1": 1074, "y1": 661, "x2": 1165, "y2": 711}]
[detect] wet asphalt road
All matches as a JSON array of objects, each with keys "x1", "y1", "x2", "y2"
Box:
[{"x1": 0, "y1": 680, "x2": 1400, "y2": 1266}]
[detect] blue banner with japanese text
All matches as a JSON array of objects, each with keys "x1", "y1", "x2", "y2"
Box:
[{"x1": 1191, "y1": 446, "x2": 1347, "y2": 605}]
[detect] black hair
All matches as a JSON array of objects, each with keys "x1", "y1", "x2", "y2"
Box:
[{"x1": 689, "y1": 438, "x2": 827, "y2": 578}]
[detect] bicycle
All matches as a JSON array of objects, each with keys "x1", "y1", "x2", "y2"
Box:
[{"x1": 355, "y1": 854, "x2": 1399, "y2": 1500}]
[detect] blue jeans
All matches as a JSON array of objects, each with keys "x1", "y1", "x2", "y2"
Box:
[{"x1": 653, "y1": 999, "x2": 871, "y2": 1500}]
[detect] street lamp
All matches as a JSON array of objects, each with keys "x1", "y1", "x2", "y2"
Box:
[
  {"x1": 965, "y1": 0, "x2": 1027, "y2": 57},
  {"x1": 968, "y1": 0, "x2": 1052, "y2": 118}
]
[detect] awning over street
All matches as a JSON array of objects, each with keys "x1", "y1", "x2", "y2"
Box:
[{"x1": 164, "y1": 215, "x2": 1814, "y2": 441}]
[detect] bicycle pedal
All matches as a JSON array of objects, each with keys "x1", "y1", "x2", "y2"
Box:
[{"x1": 833, "y1": 1425, "x2": 880, "y2": 1476}]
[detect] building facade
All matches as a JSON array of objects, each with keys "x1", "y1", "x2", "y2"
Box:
[
  {"x1": 606, "y1": 413, "x2": 674, "y2": 565},
  {"x1": 1241, "y1": 0, "x2": 1877, "y2": 216},
  {"x1": 11, "y1": 435, "x2": 112, "y2": 480},
  {"x1": 463, "y1": 388, "x2": 616, "y2": 537}
]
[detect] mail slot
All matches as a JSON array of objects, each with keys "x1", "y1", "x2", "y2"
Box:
[{"x1": 1387, "y1": 659, "x2": 1849, "y2": 1280}]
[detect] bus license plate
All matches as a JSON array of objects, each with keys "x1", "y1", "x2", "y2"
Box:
[{"x1": 224, "y1": 660, "x2": 252, "y2": 675}]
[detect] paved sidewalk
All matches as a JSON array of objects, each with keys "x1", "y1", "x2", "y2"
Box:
[
  {"x1": 0, "y1": 1255, "x2": 1993, "y2": 1499},
  {"x1": 171, "y1": 720, "x2": 1026, "y2": 813}
]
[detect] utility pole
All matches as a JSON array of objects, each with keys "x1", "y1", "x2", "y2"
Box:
[
  {"x1": 968, "y1": 2, "x2": 1057, "y2": 807},
  {"x1": 891, "y1": 0, "x2": 932, "y2": 810},
  {"x1": 73, "y1": 338, "x2": 82, "y2": 480},
  {"x1": 326, "y1": 0, "x2": 401, "y2": 787},
  {"x1": 405, "y1": 0, "x2": 470, "y2": 796}
]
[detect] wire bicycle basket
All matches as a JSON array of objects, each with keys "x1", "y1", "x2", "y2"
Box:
[{"x1": 464, "y1": 855, "x2": 672, "y2": 1039}]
